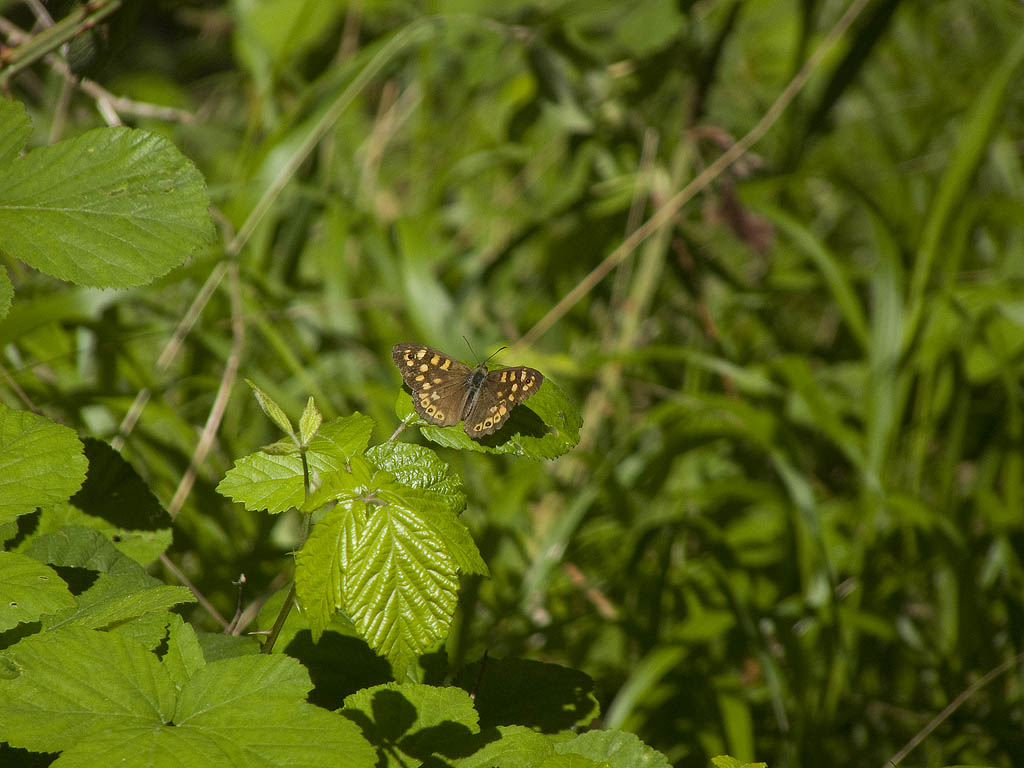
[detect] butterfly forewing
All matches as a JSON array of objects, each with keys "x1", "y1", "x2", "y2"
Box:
[
  {"x1": 392, "y1": 344, "x2": 473, "y2": 427},
  {"x1": 392, "y1": 343, "x2": 544, "y2": 438}
]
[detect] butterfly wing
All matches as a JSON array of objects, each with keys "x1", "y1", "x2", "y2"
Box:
[
  {"x1": 463, "y1": 366, "x2": 544, "y2": 436},
  {"x1": 392, "y1": 343, "x2": 472, "y2": 427}
]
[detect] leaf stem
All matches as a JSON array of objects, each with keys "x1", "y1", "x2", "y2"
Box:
[{"x1": 261, "y1": 443, "x2": 314, "y2": 654}]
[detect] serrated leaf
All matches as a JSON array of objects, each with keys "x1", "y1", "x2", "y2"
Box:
[
  {"x1": 710, "y1": 758, "x2": 767, "y2": 768},
  {"x1": 0, "y1": 551, "x2": 75, "y2": 632},
  {"x1": 299, "y1": 396, "x2": 323, "y2": 445},
  {"x1": 173, "y1": 654, "x2": 375, "y2": 767},
  {"x1": 542, "y1": 755, "x2": 609, "y2": 768},
  {"x1": 195, "y1": 631, "x2": 261, "y2": 662},
  {"x1": 394, "y1": 376, "x2": 580, "y2": 459},
  {"x1": 295, "y1": 458, "x2": 486, "y2": 669},
  {"x1": 0, "y1": 98, "x2": 31, "y2": 165},
  {"x1": 0, "y1": 403, "x2": 88, "y2": 524},
  {"x1": 72, "y1": 438, "x2": 173, "y2": 530},
  {"x1": 457, "y1": 657, "x2": 598, "y2": 732},
  {"x1": 296, "y1": 497, "x2": 458, "y2": 672},
  {"x1": 366, "y1": 442, "x2": 466, "y2": 514},
  {"x1": 217, "y1": 413, "x2": 375, "y2": 513},
  {"x1": 344, "y1": 502, "x2": 459, "y2": 673},
  {"x1": 36, "y1": 502, "x2": 173, "y2": 567},
  {"x1": 0, "y1": 627, "x2": 374, "y2": 767},
  {"x1": 163, "y1": 614, "x2": 205, "y2": 692},
  {"x1": 0, "y1": 265, "x2": 11, "y2": 320},
  {"x1": 308, "y1": 413, "x2": 376, "y2": 461},
  {"x1": 28, "y1": 439, "x2": 175, "y2": 565},
  {"x1": 453, "y1": 725, "x2": 556, "y2": 768},
  {"x1": 554, "y1": 730, "x2": 671, "y2": 768},
  {"x1": 25, "y1": 527, "x2": 195, "y2": 637},
  {"x1": 0, "y1": 126, "x2": 214, "y2": 288},
  {"x1": 342, "y1": 682, "x2": 479, "y2": 768},
  {"x1": 247, "y1": 379, "x2": 295, "y2": 437},
  {"x1": 0, "y1": 627, "x2": 178, "y2": 754}
]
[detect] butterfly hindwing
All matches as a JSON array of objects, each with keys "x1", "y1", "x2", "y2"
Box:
[
  {"x1": 392, "y1": 343, "x2": 473, "y2": 427},
  {"x1": 464, "y1": 366, "x2": 544, "y2": 436}
]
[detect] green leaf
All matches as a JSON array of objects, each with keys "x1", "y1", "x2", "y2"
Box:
[
  {"x1": 342, "y1": 501, "x2": 458, "y2": 674},
  {"x1": 394, "y1": 375, "x2": 581, "y2": 460},
  {"x1": 0, "y1": 97, "x2": 31, "y2": 165},
  {"x1": 173, "y1": 654, "x2": 374, "y2": 767},
  {"x1": 0, "y1": 627, "x2": 375, "y2": 767},
  {"x1": 299, "y1": 396, "x2": 323, "y2": 445},
  {"x1": 26, "y1": 527, "x2": 195, "y2": 639},
  {"x1": 295, "y1": 457, "x2": 486, "y2": 670},
  {"x1": 217, "y1": 413, "x2": 375, "y2": 513},
  {"x1": 542, "y1": 755, "x2": 609, "y2": 768},
  {"x1": 247, "y1": 379, "x2": 296, "y2": 437},
  {"x1": 36, "y1": 502, "x2": 173, "y2": 568},
  {"x1": 162, "y1": 614, "x2": 206, "y2": 693},
  {"x1": 453, "y1": 725, "x2": 556, "y2": 768},
  {"x1": 0, "y1": 265, "x2": 11, "y2": 320},
  {"x1": 342, "y1": 682, "x2": 479, "y2": 768},
  {"x1": 458, "y1": 657, "x2": 598, "y2": 732},
  {"x1": 0, "y1": 403, "x2": 88, "y2": 524},
  {"x1": 0, "y1": 551, "x2": 75, "y2": 632},
  {"x1": 0, "y1": 627, "x2": 178, "y2": 754},
  {"x1": 366, "y1": 442, "x2": 467, "y2": 515},
  {"x1": 32, "y1": 438, "x2": 175, "y2": 565},
  {"x1": 710, "y1": 757, "x2": 767, "y2": 768},
  {"x1": 0, "y1": 126, "x2": 214, "y2": 288},
  {"x1": 554, "y1": 730, "x2": 671, "y2": 768}
]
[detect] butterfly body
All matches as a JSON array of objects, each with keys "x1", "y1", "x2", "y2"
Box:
[{"x1": 392, "y1": 343, "x2": 543, "y2": 437}]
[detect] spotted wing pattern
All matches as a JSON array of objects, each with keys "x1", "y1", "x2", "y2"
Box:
[
  {"x1": 464, "y1": 366, "x2": 543, "y2": 436},
  {"x1": 392, "y1": 343, "x2": 474, "y2": 428},
  {"x1": 392, "y1": 343, "x2": 543, "y2": 438}
]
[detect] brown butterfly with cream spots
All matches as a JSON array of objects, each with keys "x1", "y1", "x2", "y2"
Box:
[{"x1": 392, "y1": 343, "x2": 543, "y2": 438}]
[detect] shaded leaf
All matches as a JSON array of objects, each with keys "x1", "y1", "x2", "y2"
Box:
[
  {"x1": 342, "y1": 682, "x2": 479, "y2": 768},
  {"x1": 0, "y1": 404, "x2": 88, "y2": 525},
  {"x1": 0, "y1": 551, "x2": 75, "y2": 632}
]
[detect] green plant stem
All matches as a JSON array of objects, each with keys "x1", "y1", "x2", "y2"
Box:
[
  {"x1": 261, "y1": 447, "x2": 314, "y2": 654},
  {"x1": 261, "y1": 582, "x2": 297, "y2": 655},
  {"x1": 0, "y1": 0, "x2": 123, "y2": 87}
]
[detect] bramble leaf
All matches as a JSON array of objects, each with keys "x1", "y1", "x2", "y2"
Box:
[
  {"x1": 25, "y1": 527, "x2": 194, "y2": 645},
  {"x1": 299, "y1": 396, "x2": 324, "y2": 445},
  {"x1": 0, "y1": 404, "x2": 88, "y2": 524},
  {"x1": 553, "y1": 730, "x2": 671, "y2": 768},
  {"x1": 0, "y1": 551, "x2": 75, "y2": 632},
  {"x1": 342, "y1": 682, "x2": 479, "y2": 768},
  {"x1": 0, "y1": 627, "x2": 374, "y2": 767},
  {"x1": 0, "y1": 125, "x2": 214, "y2": 288},
  {"x1": 0, "y1": 98, "x2": 31, "y2": 165},
  {"x1": 247, "y1": 380, "x2": 296, "y2": 438},
  {"x1": 366, "y1": 442, "x2": 466, "y2": 514},
  {"x1": 217, "y1": 413, "x2": 375, "y2": 512},
  {"x1": 295, "y1": 456, "x2": 485, "y2": 672}
]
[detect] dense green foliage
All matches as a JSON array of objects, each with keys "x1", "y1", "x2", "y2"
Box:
[{"x1": 2, "y1": 0, "x2": 1024, "y2": 766}]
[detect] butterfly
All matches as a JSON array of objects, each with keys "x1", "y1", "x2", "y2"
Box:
[{"x1": 392, "y1": 343, "x2": 543, "y2": 438}]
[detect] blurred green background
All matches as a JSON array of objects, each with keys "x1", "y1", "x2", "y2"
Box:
[{"x1": 4, "y1": 0, "x2": 1024, "y2": 765}]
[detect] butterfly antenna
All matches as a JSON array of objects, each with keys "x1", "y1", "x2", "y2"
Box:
[
  {"x1": 462, "y1": 336, "x2": 479, "y2": 362},
  {"x1": 484, "y1": 346, "x2": 507, "y2": 365}
]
